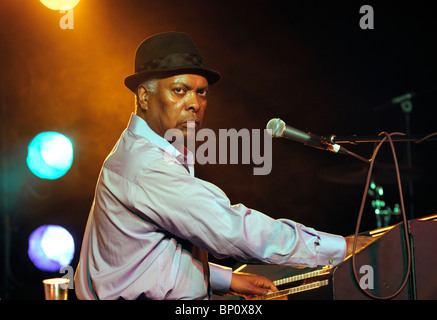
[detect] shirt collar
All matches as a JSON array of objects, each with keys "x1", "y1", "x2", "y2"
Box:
[{"x1": 127, "y1": 113, "x2": 194, "y2": 175}]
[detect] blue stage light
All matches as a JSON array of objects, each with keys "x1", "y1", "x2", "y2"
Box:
[
  {"x1": 26, "y1": 132, "x2": 73, "y2": 180},
  {"x1": 28, "y1": 225, "x2": 75, "y2": 272}
]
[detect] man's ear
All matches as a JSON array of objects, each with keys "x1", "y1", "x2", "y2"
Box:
[{"x1": 137, "y1": 85, "x2": 149, "y2": 112}]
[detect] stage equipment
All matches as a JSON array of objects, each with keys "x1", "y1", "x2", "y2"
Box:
[
  {"x1": 266, "y1": 118, "x2": 347, "y2": 154},
  {"x1": 265, "y1": 120, "x2": 437, "y2": 299},
  {"x1": 233, "y1": 214, "x2": 437, "y2": 300}
]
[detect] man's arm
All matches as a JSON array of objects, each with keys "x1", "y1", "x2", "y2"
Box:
[
  {"x1": 210, "y1": 235, "x2": 373, "y2": 298},
  {"x1": 136, "y1": 160, "x2": 347, "y2": 267}
]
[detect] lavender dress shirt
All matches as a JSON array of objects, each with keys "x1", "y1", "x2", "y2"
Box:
[{"x1": 74, "y1": 114, "x2": 346, "y2": 300}]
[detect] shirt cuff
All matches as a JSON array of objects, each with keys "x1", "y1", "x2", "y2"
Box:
[
  {"x1": 315, "y1": 232, "x2": 347, "y2": 266},
  {"x1": 209, "y1": 263, "x2": 233, "y2": 293}
]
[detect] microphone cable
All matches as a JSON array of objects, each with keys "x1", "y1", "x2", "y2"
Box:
[{"x1": 351, "y1": 131, "x2": 411, "y2": 299}]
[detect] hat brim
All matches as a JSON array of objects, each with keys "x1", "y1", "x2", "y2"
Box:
[{"x1": 124, "y1": 66, "x2": 221, "y2": 93}]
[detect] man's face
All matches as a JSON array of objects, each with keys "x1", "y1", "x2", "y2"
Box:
[{"x1": 144, "y1": 74, "x2": 209, "y2": 139}]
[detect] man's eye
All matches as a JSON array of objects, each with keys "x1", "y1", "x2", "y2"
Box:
[
  {"x1": 174, "y1": 88, "x2": 186, "y2": 95},
  {"x1": 198, "y1": 89, "x2": 209, "y2": 96}
]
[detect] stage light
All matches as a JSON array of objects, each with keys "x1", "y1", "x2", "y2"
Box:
[
  {"x1": 27, "y1": 131, "x2": 73, "y2": 180},
  {"x1": 377, "y1": 186, "x2": 384, "y2": 196},
  {"x1": 40, "y1": 0, "x2": 80, "y2": 10},
  {"x1": 28, "y1": 225, "x2": 75, "y2": 272}
]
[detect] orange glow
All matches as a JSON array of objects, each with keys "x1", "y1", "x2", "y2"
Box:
[{"x1": 39, "y1": 0, "x2": 80, "y2": 10}]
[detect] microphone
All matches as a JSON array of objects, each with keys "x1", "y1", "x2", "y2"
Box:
[{"x1": 266, "y1": 118, "x2": 347, "y2": 154}]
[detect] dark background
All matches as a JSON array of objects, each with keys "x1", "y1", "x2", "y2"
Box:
[{"x1": 1, "y1": 0, "x2": 436, "y2": 299}]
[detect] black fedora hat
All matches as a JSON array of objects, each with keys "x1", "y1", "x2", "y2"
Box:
[{"x1": 124, "y1": 32, "x2": 221, "y2": 93}]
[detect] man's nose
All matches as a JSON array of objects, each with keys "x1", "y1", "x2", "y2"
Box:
[{"x1": 185, "y1": 92, "x2": 202, "y2": 112}]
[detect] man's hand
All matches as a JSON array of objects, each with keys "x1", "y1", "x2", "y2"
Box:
[
  {"x1": 345, "y1": 236, "x2": 375, "y2": 257},
  {"x1": 229, "y1": 272, "x2": 278, "y2": 298}
]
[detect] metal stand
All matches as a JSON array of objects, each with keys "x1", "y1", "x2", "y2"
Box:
[{"x1": 329, "y1": 94, "x2": 437, "y2": 300}]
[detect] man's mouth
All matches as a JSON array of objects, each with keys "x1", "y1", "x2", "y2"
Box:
[{"x1": 181, "y1": 120, "x2": 199, "y2": 128}]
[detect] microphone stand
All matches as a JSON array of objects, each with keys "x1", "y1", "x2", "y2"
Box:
[
  {"x1": 327, "y1": 132, "x2": 437, "y2": 300},
  {"x1": 328, "y1": 134, "x2": 437, "y2": 144}
]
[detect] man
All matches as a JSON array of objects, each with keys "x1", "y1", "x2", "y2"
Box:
[{"x1": 74, "y1": 32, "x2": 366, "y2": 300}]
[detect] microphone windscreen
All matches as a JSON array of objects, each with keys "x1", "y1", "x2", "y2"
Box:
[{"x1": 266, "y1": 118, "x2": 286, "y2": 137}]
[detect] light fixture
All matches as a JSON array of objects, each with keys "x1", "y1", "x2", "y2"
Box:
[
  {"x1": 40, "y1": 0, "x2": 80, "y2": 10},
  {"x1": 27, "y1": 131, "x2": 74, "y2": 180},
  {"x1": 28, "y1": 225, "x2": 75, "y2": 272}
]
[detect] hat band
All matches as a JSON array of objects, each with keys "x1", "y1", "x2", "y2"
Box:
[{"x1": 137, "y1": 53, "x2": 204, "y2": 73}]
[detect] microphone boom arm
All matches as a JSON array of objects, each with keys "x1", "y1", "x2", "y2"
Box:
[{"x1": 329, "y1": 134, "x2": 437, "y2": 144}]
